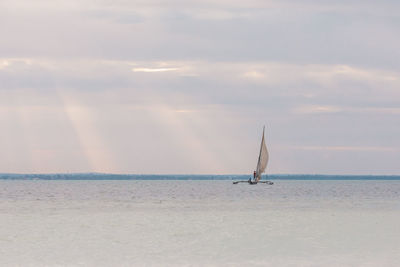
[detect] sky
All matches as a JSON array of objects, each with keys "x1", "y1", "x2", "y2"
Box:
[{"x1": 0, "y1": 0, "x2": 399, "y2": 174}]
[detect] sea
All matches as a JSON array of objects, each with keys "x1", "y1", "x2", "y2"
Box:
[{"x1": 1, "y1": 175, "x2": 400, "y2": 266}]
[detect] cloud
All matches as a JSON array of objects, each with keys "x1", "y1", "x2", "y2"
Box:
[
  {"x1": 1, "y1": 58, "x2": 399, "y2": 107},
  {"x1": 1, "y1": 0, "x2": 399, "y2": 67},
  {"x1": 294, "y1": 105, "x2": 343, "y2": 114},
  {"x1": 294, "y1": 105, "x2": 400, "y2": 115},
  {"x1": 132, "y1": 67, "x2": 179, "y2": 72},
  {"x1": 0, "y1": 61, "x2": 9, "y2": 69},
  {"x1": 289, "y1": 145, "x2": 398, "y2": 152}
]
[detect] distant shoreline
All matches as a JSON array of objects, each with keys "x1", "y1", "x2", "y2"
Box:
[{"x1": 1, "y1": 173, "x2": 400, "y2": 180}]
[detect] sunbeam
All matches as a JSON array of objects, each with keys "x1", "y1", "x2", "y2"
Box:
[{"x1": 59, "y1": 93, "x2": 117, "y2": 173}]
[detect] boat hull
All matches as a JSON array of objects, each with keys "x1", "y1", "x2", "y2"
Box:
[{"x1": 232, "y1": 180, "x2": 273, "y2": 185}]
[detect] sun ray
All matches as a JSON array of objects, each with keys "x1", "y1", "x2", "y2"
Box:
[{"x1": 58, "y1": 92, "x2": 118, "y2": 173}]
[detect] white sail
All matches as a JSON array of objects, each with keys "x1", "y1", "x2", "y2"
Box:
[{"x1": 255, "y1": 126, "x2": 269, "y2": 182}]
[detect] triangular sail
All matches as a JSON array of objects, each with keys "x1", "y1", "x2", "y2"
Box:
[{"x1": 255, "y1": 126, "x2": 269, "y2": 182}]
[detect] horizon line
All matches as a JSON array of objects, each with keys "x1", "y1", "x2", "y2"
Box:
[{"x1": 1, "y1": 173, "x2": 400, "y2": 177}]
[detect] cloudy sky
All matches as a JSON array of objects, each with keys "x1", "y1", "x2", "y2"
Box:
[{"x1": 1, "y1": 0, "x2": 399, "y2": 174}]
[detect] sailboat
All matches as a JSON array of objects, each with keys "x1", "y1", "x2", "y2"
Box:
[{"x1": 233, "y1": 126, "x2": 273, "y2": 185}]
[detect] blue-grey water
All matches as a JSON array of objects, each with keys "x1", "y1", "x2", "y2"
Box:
[{"x1": 1, "y1": 180, "x2": 399, "y2": 266}]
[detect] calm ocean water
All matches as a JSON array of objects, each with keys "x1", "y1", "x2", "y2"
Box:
[
  {"x1": 1, "y1": 173, "x2": 400, "y2": 180},
  {"x1": 1, "y1": 180, "x2": 399, "y2": 266}
]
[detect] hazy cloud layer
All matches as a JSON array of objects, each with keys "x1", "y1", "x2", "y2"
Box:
[{"x1": 0, "y1": 0, "x2": 399, "y2": 174}]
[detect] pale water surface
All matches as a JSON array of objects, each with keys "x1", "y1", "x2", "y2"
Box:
[{"x1": 1, "y1": 180, "x2": 399, "y2": 266}]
